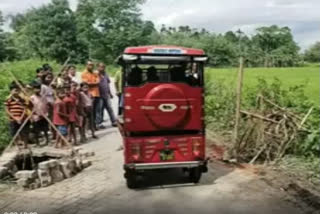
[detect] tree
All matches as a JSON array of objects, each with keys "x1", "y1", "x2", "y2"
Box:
[
  {"x1": 75, "y1": 0, "x2": 98, "y2": 60},
  {"x1": 0, "y1": 11, "x2": 7, "y2": 61},
  {"x1": 74, "y1": 0, "x2": 155, "y2": 63},
  {"x1": 252, "y1": 25, "x2": 300, "y2": 67},
  {"x1": 10, "y1": 0, "x2": 85, "y2": 63},
  {"x1": 304, "y1": 42, "x2": 320, "y2": 63},
  {"x1": 3, "y1": 0, "x2": 303, "y2": 67},
  {"x1": 90, "y1": 0, "x2": 155, "y2": 62},
  {"x1": 204, "y1": 35, "x2": 237, "y2": 66},
  {"x1": 225, "y1": 31, "x2": 238, "y2": 43}
]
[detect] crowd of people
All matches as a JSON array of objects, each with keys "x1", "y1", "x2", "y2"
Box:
[{"x1": 5, "y1": 60, "x2": 121, "y2": 149}]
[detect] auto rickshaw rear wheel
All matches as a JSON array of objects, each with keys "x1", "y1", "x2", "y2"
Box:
[
  {"x1": 189, "y1": 167, "x2": 202, "y2": 183},
  {"x1": 125, "y1": 170, "x2": 138, "y2": 189}
]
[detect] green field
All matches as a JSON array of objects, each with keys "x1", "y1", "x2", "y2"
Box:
[{"x1": 205, "y1": 66, "x2": 319, "y2": 104}]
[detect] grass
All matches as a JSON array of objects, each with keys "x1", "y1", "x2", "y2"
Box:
[{"x1": 205, "y1": 66, "x2": 319, "y2": 104}]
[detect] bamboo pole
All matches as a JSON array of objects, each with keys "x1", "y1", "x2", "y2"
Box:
[
  {"x1": 50, "y1": 57, "x2": 71, "y2": 87},
  {"x1": 240, "y1": 110, "x2": 280, "y2": 124},
  {"x1": 4, "y1": 61, "x2": 73, "y2": 151},
  {"x1": 5, "y1": 109, "x2": 36, "y2": 152}
]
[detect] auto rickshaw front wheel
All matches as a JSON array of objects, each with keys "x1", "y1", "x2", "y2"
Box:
[{"x1": 189, "y1": 167, "x2": 202, "y2": 183}]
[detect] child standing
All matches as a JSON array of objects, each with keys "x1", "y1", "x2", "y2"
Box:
[
  {"x1": 5, "y1": 82, "x2": 29, "y2": 149},
  {"x1": 80, "y1": 82, "x2": 97, "y2": 140},
  {"x1": 64, "y1": 85, "x2": 78, "y2": 145},
  {"x1": 53, "y1": 89, "x2": 68, "y2": 148},
  {"x1": 71, "y1": 82, "x2": 86, "y2": 143},
  {"x1": 30, "y1": 82, "x2": 49, "y2": 146},
  {"x1": 41, "y1": 73, "x2": 55, "y2": 140}
]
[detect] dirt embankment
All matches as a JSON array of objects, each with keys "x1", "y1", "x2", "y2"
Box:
[{"x1": 207, "y1": 138, "x2": 320, "y2": 214}]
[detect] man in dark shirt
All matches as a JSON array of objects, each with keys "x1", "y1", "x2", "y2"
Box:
[{"x1": 97, "y1": 63, "x2": 117, "y2": 127}]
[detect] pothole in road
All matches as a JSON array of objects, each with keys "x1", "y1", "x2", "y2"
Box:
[{"x1": 0, "y1": 148, "x2": 95, "y2": 190}]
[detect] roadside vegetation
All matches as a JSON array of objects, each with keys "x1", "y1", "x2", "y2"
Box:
[{"x1": 205, "y1": 68, "x2": 319, "y2": 183}]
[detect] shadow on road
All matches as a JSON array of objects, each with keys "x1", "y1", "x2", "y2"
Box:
[
  {"x1": 133, "y1": 160, "x2": 235, "y2": 190},
  {"x1": 81, "y1": 128, "x2": 118, "y2": 145}
]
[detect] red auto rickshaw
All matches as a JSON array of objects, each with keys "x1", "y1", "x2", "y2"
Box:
[{"x1": 117, "y1": 45, "x2": 208, "y2": 188}]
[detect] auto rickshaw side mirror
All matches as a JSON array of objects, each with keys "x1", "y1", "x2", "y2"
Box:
[{"x1": 194, "y1": 56, "x2": 209, "y2": 64}]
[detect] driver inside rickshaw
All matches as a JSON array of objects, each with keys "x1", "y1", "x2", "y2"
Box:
[
  {"x1": 146, "y1": 66, "x2": 159, "y2": 82},
  {"x1": 170, "y1": 63, "x2": 187, "y2": 82},
  {"x1": 128, "y1": 66, "x2": 143, "y2": 86}
]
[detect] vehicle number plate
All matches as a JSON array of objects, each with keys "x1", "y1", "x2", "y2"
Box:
[{"x1": 160, "y1": 149, "x2": 174, "y2": 161}]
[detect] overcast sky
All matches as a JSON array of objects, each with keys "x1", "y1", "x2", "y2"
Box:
[{"x1": 0, "y1": 0, "x2": 319, "y2": 50}]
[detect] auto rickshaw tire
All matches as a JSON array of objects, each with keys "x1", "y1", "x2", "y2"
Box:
[
  {"x1": 189, "y1": 167, "x2": 202, "y2": 183},
  {"x1": 126, "y1": 172, "x2": 138, "y2": 189}
]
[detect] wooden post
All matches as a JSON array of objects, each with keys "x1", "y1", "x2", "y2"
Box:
[{"x1": 233, "y1": 56, "x2": 245, "y2": 159}]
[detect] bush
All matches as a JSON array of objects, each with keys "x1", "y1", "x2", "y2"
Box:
[
  {"x1": 205, "y1": 77, "x2": 235, "y2": 131},
  {"x1": 205, "y1": 76, "x2": 320, "y2": 158}
]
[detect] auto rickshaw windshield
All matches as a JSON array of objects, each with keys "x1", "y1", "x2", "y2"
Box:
[{"x1": 124, "y1": 62, "x2": 203, "y2": 87}]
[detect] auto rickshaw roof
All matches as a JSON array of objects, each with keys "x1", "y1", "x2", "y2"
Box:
[{"x1": 124, "y1": 45, "x2": 205, "y2": 56}]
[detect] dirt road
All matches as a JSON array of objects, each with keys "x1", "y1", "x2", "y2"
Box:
[{"x1": 0, "y1": 82, "x2": 309, "y2": 214}]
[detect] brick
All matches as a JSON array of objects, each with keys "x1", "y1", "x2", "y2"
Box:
[
  {"x1": 34, "y1": 179, "x2": 41, "y2": 188},
  {"x1": 15, "y1": 170, "x2": 37, "y2": 179},
  {"x1": 50, "y1": 166, "x2": 64, "y2": 183},
  {"x1": 32, "y1": 150, "x2": 46, "y2": 157},
  {"x1": 48, "y1": 159, "x2": 59, "y2": 168},
  {"x1": 40, "y1": 179, "x2": 51, "y2": 187},
  {"x1": 16, "y1": 178, "x2": 31, "y2": 188},
  {"x1": 82, "y1": 160, "x2": 92, "y2": 168},
  {"x1": 28, "y1": 183, "x2": 38, "y2": 190},
  {"x1": 47, "y1": 150, "x2": 72, "y2": 158},
  {"x1": 68, "y1": 159, "x2": 77, "y2": 174},
  {"x1": 38, "y1": 169, "x2": 52, "y2": 187},
  {"x1": 39, "y1": 176, "x2": 52, "y2": 187},
  {"x1": 0, "y1": 167, "x2": 8, "y2": 179},
  {"x1": 38, "y1": 161, "x2": 51, "y2": 170},
  {"x1": 74, "y1": 158, "x2": 83, "y2": 171},
  {"x1": 38, "y1": 169, "x2": 50, "y2": 177},
  {"x1": 60, "y1": 162, "x2": 73, "y2": 178}
]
